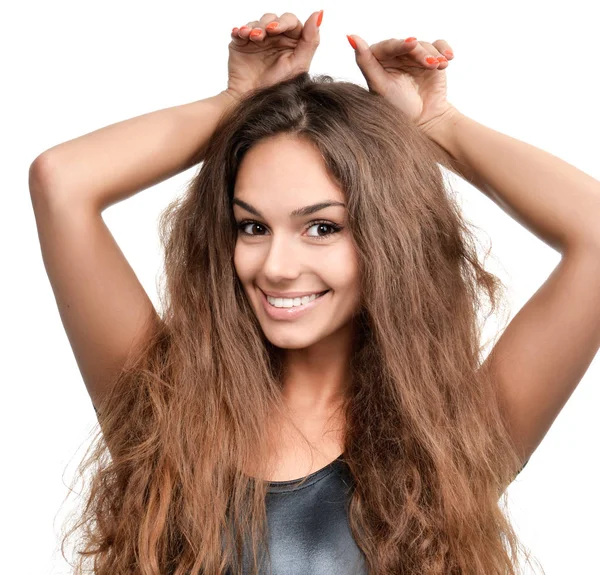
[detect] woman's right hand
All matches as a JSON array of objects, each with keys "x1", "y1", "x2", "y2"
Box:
[{"x1": 224, "y1": 10, "x2": 323, "y2": 101}]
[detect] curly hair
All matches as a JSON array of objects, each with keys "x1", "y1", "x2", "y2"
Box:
[{"x1": 59, "y1": 71, "x2": 540, "y2": 574}]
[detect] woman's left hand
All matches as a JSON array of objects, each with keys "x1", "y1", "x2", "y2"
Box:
[{"x1": 348, "y1": 34, "x2": 460, "y2": 135}]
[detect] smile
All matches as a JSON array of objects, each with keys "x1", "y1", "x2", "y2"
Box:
[
  {"x1": 266, "y1": 291, "x2": 327, "y2": 308},
  {"x1": 260, "y1": 289, "x2": 330, "y2": 320}
]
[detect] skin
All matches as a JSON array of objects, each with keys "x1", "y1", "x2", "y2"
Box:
[
  {"x1": 225, "y1": 13, "x2": 458, "y2": 472},
  {"x1": 230, "y1": 12, "x2": 600, "y2": 471},
  {"x1": 232, "y1": 133, "x2": 361, "y2": 418}
]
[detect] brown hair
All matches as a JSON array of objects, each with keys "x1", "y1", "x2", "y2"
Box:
[{"x1": 59, "y1": 71, "x2": 541, "y2": 574}]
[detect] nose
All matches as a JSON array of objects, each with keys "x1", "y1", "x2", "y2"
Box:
[{"x1": 261, "y1": 233, "x2": 303, "y2": 282}]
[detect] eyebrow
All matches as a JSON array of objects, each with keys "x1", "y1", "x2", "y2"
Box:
[{"x1": 232, "y1": 198, "x2": 346, "y2": 218}]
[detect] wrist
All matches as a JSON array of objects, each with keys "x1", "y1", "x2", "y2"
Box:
[
  {"x1": 221, "y1": 88, "x2": 240, "y2": 102},
  {"x1": 420, "y1": 107, "x2": 469, "y2": 177},
  {"x1": 216, "y1": 89, "x2": 241, "y2": 110},
  {"x1": 419, "y1": 106, "x2": 465, "y2": 152},
  {"x1": 419, "y1": 107, "x2": 470, "y2": 177},
  {"x1": 203, "y1": 90, "x2": 240, "y2": 124}
]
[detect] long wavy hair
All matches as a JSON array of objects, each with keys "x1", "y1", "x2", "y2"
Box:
[{"x1": 59, "y1": 71, "x2": 541, "y2": 574}]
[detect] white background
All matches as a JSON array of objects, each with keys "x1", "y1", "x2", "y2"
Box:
[{"x1": 3, "y1": 1, "x2": 599, "y2": 573}]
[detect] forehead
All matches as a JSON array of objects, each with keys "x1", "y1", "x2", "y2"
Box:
[{"x1": 233, "y1": 134, "x2": 344, "y2": 205}]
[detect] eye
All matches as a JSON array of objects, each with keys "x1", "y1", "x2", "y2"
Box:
[
  {"x1": 237, "y1": 221, "x2": 267, "y2": 236},
  {"x1": 236, "y1": 220, "x2": 342, "y2": 241},
  {"x1": 306, "y1": 221, "x2": 342, "y2": 240}
]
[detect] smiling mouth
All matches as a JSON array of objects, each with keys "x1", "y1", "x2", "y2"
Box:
[{"x1": 265, "y1": 290, "x2": 330, "y2": 305}]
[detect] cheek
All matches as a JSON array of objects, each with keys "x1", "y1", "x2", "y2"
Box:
[
  {"x1": 233, "y1": 243, "x2": 247, "y2": 281},
  {"x1": 321, "y1": 244, "x2": 360, "y2": 289},
  {"x1": 233, "y1": 243, "x2": 266, "y2": 288}
]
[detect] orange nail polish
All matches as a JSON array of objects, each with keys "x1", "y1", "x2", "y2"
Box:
[
  {"x1": 405, "y1": 37, "x2": 417, "y2": 42},
  {"x1": 426, "y1": 56, "x2": 438, "y2": 64},
  {"x1": 317, "y1": 10, "x2": 324, "y2": 27},
  {"x1": 347, "y1": 35, "x2": 357, "y2": 50},
  {"x1": 444, "y1": 49, "x2": 454, "y2": 58},
  {"x1": 266, "y1": 22, "x2": 278, "y2": 30},
  {"x1": 250, "y1": 29, "x2": 261, "y2": 37}
]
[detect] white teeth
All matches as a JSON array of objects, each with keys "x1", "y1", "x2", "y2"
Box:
[{"x1": 266, "y1": 292, "x2": 325, "y2": 308}]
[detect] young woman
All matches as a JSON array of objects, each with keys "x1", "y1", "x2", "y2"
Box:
[{"x1": 29, "y1": 9, "x2": 600, "y2": 575}]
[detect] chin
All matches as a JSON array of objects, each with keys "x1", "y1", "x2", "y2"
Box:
[{"x1": 263, "y1": 332, "x2": 317, "y2": 351}]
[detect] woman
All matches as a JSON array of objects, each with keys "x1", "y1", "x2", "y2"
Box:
[{"x1": 29, "y1": 9, "x2": 600, "y2": 574}]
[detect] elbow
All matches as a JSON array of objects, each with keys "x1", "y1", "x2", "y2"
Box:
[{"x1": 29, "y1": 152, "x2": 57, "y2": 196}]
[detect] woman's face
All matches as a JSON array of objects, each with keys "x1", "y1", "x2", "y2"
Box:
[{"x1": 233, "y1": 133, "x2": 361, "y2": 350}]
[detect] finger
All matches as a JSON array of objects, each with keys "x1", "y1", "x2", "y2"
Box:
[
  {"x1": 258, "y1": 12, "x2": 278, "y2": 28},
  {"x1": 420, "y1": 41, "x2": 449, "y2": 69},
  {"x1": 248, "y1": 26, "x2": 267, "y2": 43},
  {"x1": 404, "y1": 41, "x2": 443, "y2": 68},
  {"x1": 230, "y1": 27, "x2": 247, "y2": 46},
  {"x1": 432, "y1": 39, "x2": 454, "y2": 60},
  {"x1": 347, "y1": 34, "x2": 389, "y2": 95},
  {"x1": 237, "y1": 20, "x2": 260, "y2": 40},
  {"x1": 293, "y1": 10, "x2": 322, "y2": 64},
  {"x1": 274, "y1": 12, "x2": 303, "y2": 40},
  {"x1": 370, "y1": 37, "x2": 421, "y2": 62},
  {"x1": 257, "y1": 12, "x2": 280, "y2": 38}
]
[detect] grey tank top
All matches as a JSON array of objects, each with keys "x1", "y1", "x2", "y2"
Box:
[
  {"x1": 234, "y1": 453, "x2": 367, "y2": 575},
  {"x1": 93, "y1": 405, "x2": 366, "y2": 573},
  {"x1": 94, "y1": 403, "x2": 528, "y2": 574}
]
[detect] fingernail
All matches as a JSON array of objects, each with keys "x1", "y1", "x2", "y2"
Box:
[
  {"x1": 347, "y1": 35, "x2": 357, "y2": 50},
  {"x1": 426, "y1": 56, "x2": 438, "y2": 64},
  {"x1": 317, "y1": 9, "x2": 324, "y2": 27},
  {"x1": 444, "y1": 49, "x2": 454, "y2": 58},
  {"x1": 250, "y1": 29, "x2": 261, "y2": 37},
  {"x1": 405, "y1": 37, "x2": 417, "y2": 42},
  {"x1": 266, "y1": 22, "x2": 278, "y2": 30}
]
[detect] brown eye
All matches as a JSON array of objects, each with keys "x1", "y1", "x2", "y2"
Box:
[
  {"x1": 306, "y1": 221, "x2": 342, "y2": 240},
  {"x1": 237, "y1": 221, "x2": 267, "y2": 236},
  {"x1": 236, "y1": 220, "x2": 343, "y2": 240}
]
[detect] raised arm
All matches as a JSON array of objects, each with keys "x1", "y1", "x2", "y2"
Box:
[
  {"x1": 29, "y1": 10, "x2": 323, "y2": 416},
  {"x1": 29, "y1": 92, "x2": 236, "y2": 414},
  {"x1": 31, "y1": 7, "x2": 324, "y2": 213},
  {"x1": 349, "y1": 34, "x2": 600, "y2": 473},
  {"x1": 31, "y1": 91, "x2": 236, "y2": 213}
]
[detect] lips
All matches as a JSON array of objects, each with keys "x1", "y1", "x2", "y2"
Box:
[
  {"x1": 259, "y1": 288, "x2": 331, "y2": 320},
  {"x1": 261, "y1": 289, "x2": 330, "y2": 299}
]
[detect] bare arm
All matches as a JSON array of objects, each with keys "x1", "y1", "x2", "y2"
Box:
[
  {"x1": 31, "y1": 90, "x2": 237, "y2": 212},
  {"x1": 29, "y1": 7, "x2": 320, "y2": 416},
  {"x1": 424, "y1": 111, "x2": 600, "y2": 467},
  {"x1": 423, "y1": 110, "x2": 600, "y2": 252},
  {"x1": 29, "y1": 90, "x2": 237, "y2": 414}
]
